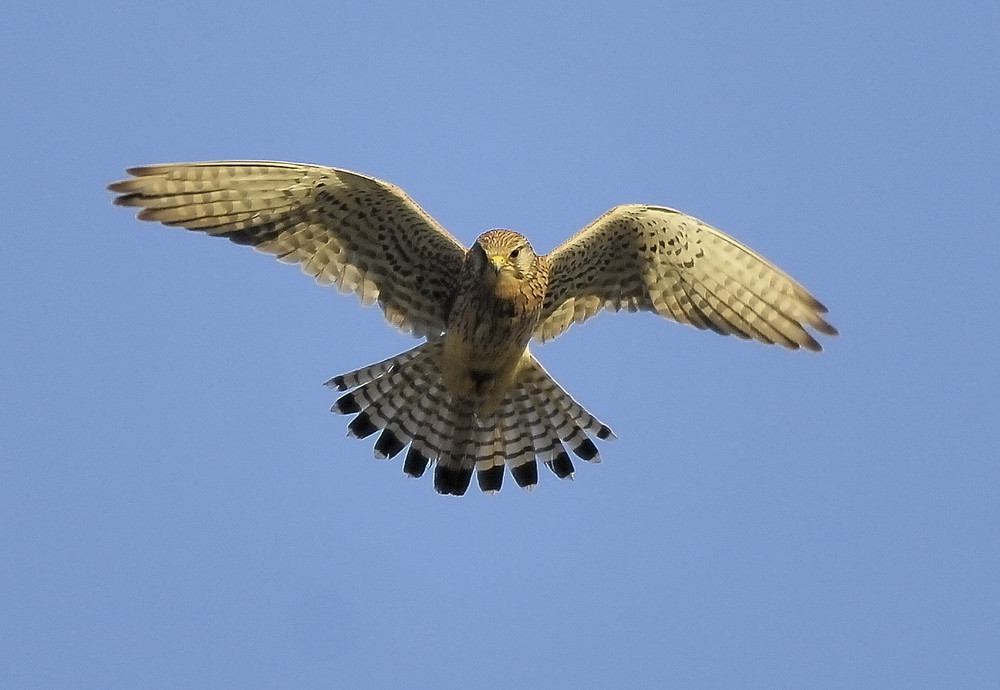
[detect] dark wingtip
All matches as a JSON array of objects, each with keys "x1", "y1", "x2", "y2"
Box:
[
  {"x1": 107, "y1": 175, "x2": 141, "y2": 194},
  {"x1": 125, "y1": 164, "x2": 157, "y2": 177},
  {"x1": 110, "y1": 191, "x2": 142, "y2": 206},
  {"x1": 596, "y1": 424, "x2": 615, "y2": 441},
  {"x1": 817, "y1": 320, "x2": 839, "y2": 337},
  {"x1": 801, "y1": 333, "x2": 823, "y2": 352}
]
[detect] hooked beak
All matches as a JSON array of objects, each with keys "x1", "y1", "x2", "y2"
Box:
[{"x1": 487, "y1": 254, "x2": 508, "y2": 273}]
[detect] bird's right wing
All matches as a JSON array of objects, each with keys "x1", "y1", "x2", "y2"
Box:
[
  {"x1": 110, "y1": 161, "x2": 468, "y2": 338},
  {"x1": 535, "y1": 205, "x2": 836, "y2": 350}
]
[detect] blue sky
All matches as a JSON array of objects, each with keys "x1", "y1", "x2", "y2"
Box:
[{"x1": 2, "y1": 1, "x2": 998, "y2": 687}]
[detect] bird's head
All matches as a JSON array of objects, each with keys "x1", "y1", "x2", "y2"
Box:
[{"x1": 471, "y1": 230, "x2": 537, "y2": 291}]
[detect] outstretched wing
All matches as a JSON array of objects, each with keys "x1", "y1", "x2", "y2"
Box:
[
  {"x1": 535, "y1": 205, "x2": 837, "y2": 350},
  {"x1": 109, "y1": 161, "x2": 467, "y2": 338}
]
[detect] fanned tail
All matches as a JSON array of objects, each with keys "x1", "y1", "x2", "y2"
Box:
[{"x1": 328, "y1": 346, "x2": 614, "y2": 495}]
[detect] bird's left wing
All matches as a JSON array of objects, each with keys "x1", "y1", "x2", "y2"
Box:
[
  {"x1": 110, "y1": 161, "x2": 467, "y2": 338},
  {"x1": 534, "y1": 205, "x2": 837, "y2": 350}
]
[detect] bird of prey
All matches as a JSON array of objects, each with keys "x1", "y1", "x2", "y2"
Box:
[{"x1": 109, "y1": 161, "x2": 836, "y2": 495}]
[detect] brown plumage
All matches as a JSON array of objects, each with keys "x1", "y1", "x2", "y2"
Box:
[{"x1": 109, "y1": 161, "x2": 836, "y2": 495}]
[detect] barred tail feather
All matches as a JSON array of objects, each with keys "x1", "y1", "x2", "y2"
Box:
[
  {"x1": 504, "y1": 399, "x2": 539, "y2": 490},
  {"x1": 514, "y1": 385, "x2": 574, "y2": 480},
  {"x1": 521, "y1": 355, "x2": 617, "y2": 445},
  {"x1": 329, "y1": 345, "x2": 614, "y2": 495},
  {"x1": 324, "y1": 346, "x2": 425, "y2": 391},
  {"x1": 475, "y1": 418, "x2": 506, "y2": 494},
  {"x1": 433, "y1": 400, "x2": 477, "y2": 496}
]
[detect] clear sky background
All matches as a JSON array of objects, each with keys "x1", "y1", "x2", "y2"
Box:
[{"x1": 2, "y1": 2, "x2": 997, "y2": 688}]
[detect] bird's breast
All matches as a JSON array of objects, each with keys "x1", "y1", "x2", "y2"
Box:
[{"x1": 441, "y1": 284, "x2": 541, "y2": 414}]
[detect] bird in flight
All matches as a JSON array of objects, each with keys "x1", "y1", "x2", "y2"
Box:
[{"x1": 109, "y1": 161, "x2": 836, "y2": 495}]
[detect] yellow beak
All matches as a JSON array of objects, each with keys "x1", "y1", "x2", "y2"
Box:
[{"x1": 488, "y1": 255, "x2": 507, "y2": 272}]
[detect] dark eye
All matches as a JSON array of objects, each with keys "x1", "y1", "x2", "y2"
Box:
[{"x1": 509, "y1": 248, "x2": 520, "y2": 259}]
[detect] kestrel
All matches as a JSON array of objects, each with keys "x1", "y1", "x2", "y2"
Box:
[{"x1": 109, "y1": 161, "x2": 836, "y2": 495}]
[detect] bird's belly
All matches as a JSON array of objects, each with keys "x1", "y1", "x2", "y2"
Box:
[{"x1": 441, "y1": 314, "x2": 534, "y2": 415}]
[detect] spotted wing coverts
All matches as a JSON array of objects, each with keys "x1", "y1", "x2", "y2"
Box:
[
  {"x1": 536, "y1": 205, "x2": 837, "y2": 349},
  {"x1": 110, "y1": 161, "x2": 467, "y2": 338},
  {"x1": 111, "y1": 161, "x2": 836, "y2": 495}
]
